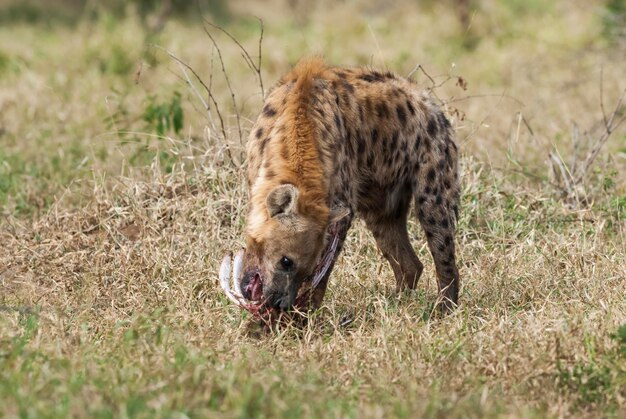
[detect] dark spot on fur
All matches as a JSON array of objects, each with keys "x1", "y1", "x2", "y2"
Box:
[
  {"x1": 358, "y1": 73, "x2": 378, "y2": 83},
  {"x1": 427, "y1": 216, "x2": 436, "y2": 225},
  {"x1": 376, "y1": 102, "x2": 390, "y2": 119},
  {"x1": 263, "y1": 104, "x2": 277, "y2": 117},
  {"x1": 417, "y1": 195, "x2": 427, "y2": 205},
  {"x1": 427, "y1": 168, "x2": 437, "y2": 182},
  {"x1": 390, "y1": 131, "x2": 399, "y2": 150},
  {"x1": 255, "y1": 127, "x2": 264, "y2": 139},
  {"x1": 358, "y1": 71, "x2": 393, "y2": 83},
  {"x1": 444, "y1": 235, "x2": 452, "y2": 246},
  {"x1": 334, "y1": 113, "x2": 342, "y2": 130},
  {"x1": 423, "y1": 137, "x2": 432, "y2": 152},
  {"x1": 260, "y1": 137, "x2": 270, "y2": 154},
  {"x1": 340, "y1": 79, "x2": 354, "y2": 93},
  {"x1": 438, "y1": 111, "x2": 451, "y2": 129},
  {"x1": 371, "y1": 128, "x2": 379, "y2": 144},
  {"x1": 345, "y1": 132, "x2": 355, "y2": 158},
  {"x1": 427, "y1": 118, "x2": 438, "y2": 137},
  {"x1": 424, "y1": 186, "x2": 432, "y2": 195},
  {"x1": 415, "y1": 134, "x2": 422, "y2": 150},
  {"x1": 440, "y1": 217, "x2": 449, "y2": 229},
  {"x1": 357, "y1": 134, "x2": 366, "y2": 155},
  {"x1": 396, "y1": 104, "x2": 407, "y2": 124},
  {"x1": 406, "y1": 100, "x2": 415, "y2": 116}
]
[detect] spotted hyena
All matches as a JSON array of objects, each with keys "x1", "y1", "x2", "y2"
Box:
[{"x1": 236, "y1": 57, "x2": 460, "y2": 313}]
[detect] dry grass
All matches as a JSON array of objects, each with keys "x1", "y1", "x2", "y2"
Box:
[{"x1": 1, "y1": 0, "x2": 625, "y2": 417}]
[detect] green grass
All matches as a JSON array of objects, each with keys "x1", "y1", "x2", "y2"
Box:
[{"x1": 1, "y1": 0, "x2": 625, "y2": 417}]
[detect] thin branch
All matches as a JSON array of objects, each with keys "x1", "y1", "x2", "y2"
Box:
[
  {"x1": 202, "y1": 22, "x2": 243, "y2": 145},
  {"x1": 407, "y1": 63, "x2": 436, "y2": 86},
  {"x1": 574, "y1": 88, "x2": 626, "y2": 184},
  {"x1": 444, "y1": 93, "x2": 524, "y2": 107},
  {"x1": 153, "y1": 45, "x2": 234, "y2": 163},
  {"x1": 600, "y1": 66, "x2": 608, "y2": 129},
  {"x1": 570, "y1": 122, "x2": 580, "y2": 178},
  {"x1": 204, "y1": 18, "x2": 265, "y2": 99},
  {"x1": 549, "y1": 152, "x2": 573, "y2": 197},
  {"x1": 153, "y1": 45, "x2": 227, "y2": 141},
  {"x1": 257, "y1": 17, "x2": 265, "y2": 98}
]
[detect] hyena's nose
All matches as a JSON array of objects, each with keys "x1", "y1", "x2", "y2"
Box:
[{"x1": 241, "y1": 272, "x2": 264, "y2": 302}]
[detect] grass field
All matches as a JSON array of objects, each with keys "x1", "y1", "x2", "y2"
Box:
[{"x1": 1, "y1": 0, "x2": 625, "y2": 417}]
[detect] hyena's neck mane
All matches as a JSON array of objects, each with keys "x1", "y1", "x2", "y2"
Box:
[
  {"x1": 247, "y1": 58, "x2": 332, "y2": 240},
  {"x1": 273, "y1": 58, "x2": 332, "y2": 220}
]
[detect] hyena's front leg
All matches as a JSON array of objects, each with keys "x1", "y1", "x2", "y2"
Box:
[{"x1": 366, "y1": 215, "x2": 424, "y2": 292}]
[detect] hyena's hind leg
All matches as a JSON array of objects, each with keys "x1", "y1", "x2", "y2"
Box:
[{"x1": 415, "y1": 173, "x2": 460, "y2": 311}]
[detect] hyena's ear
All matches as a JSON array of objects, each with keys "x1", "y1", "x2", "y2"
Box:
[{"x1": 266, "y1": 184, "x2": 299, "y2": 218}]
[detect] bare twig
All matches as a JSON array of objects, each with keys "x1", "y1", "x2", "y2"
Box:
[
  {"x1": 204, "y1": 18, "x2": 265, "y2": 99},
  {"x1": 257, "y1": 18, "x2": 265, "y2": 98},
  {"x1": 154, "y1": 45, "x2": 227, "y2": 140},
  {"x1": 445, "y1": 93, "x2": 524, "y2": 107},
  {"x1": 202, "y1": 22, "x2": 243, "y2": 145},
  {"x1": 548, "y1": 151, "x2": 574, "y2": 198},
  {"x1": 570, "y1": 122, "x2": 580, "y2": 177},
  {"x1": 153, "y1": 45, "x2": 233, "y2": 163},
  {"x1": 407, "y1": 64, "x2": 436, "y2": 86},
  {"x1": 600, "y1": 66, "x2": 608, "y2": 129},
  {"x1": 573, "y1": 88, "x2": 626, "y2": 184}
]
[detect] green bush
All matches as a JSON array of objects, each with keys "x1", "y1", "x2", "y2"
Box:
[
  {"x1": 143, "y1": 91, "x2": 184, "y2": 137},
  {"x1": 603, "y1": 0, "x2": 626, "y2": 42}
]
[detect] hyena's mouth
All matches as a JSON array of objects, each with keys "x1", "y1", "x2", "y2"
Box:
[
  {"x1": 219, "y1": 249, "x2": 273, "y2": 318},
  {"x1": 219, "y1": 222, "x2": 343, "y2": 320}
]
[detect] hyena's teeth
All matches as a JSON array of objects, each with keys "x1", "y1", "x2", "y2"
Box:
[{"x1": 232, "y1": 249, "x2": 244, "y2": 296}]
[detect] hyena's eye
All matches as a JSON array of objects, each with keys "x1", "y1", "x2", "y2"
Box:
[{"x1": 280, "y1": 256, "x2": 295, "y2": 271}]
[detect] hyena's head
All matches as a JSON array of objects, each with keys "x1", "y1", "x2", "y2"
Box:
[{"x1": 241, "y1": 183, "x2": 329, "y2": 310}]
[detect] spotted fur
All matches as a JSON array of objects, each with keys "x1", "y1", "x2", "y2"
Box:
[{"x1": 244, "y1": 57, "x2": 460, "y2": 310}]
